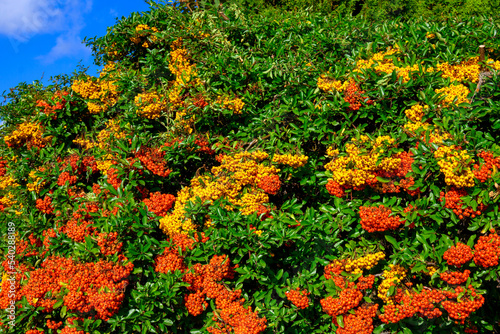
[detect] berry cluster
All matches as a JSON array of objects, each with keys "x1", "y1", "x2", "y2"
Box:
[
  {"x1": 325, "y1": 136, "x2": 417, "y2": 196},
  {"x1": 130, "y1": 24, "x2": 159, "y2": 48},
  {"x1": 359, "y1": 205, "x2": 404, "y2": 232},
  {"x1": 19, "y1": 256, "x2": 133, "y2": 320},
  {"x1": 320, "y1": 288, "x2": 363, "y2": 317},
  {"x1": 4, "y1": 121, "x2": 49, "y2": 149},
  {"x1": 473, "y1": 151, "x2": 500, "y2": 182},
  {"x1": 337, "y1": 304, "x2": 378, "y2": 334},
  {"x1": 143, "y1": 192, "x2": 175, "y2": 217},
  {"x1": 379, "y1": 288, "x2": 445, "y2": 323},
  {"x1": 434, "y1": 145, "x2": 475, "y2": 188},
  {"x1": 71, "y1": 63, "x2": 119, "y2": 114},
  {"x1": 440, "y1": 270, "x2": 470, "y2": 285},
  {"x1": 473, "y1": 230, "x2": 500, "y2": 268},
  {"x1": 97, "y1": 232, "x2": 122, "y2": 256},
  {"x1": 136, "y1": 146, "x2": 172, "y2": 177},
  {"x1": 180, "y1": 254, "x2": 267, "y2": 334},
  {"x1": 272, "y1": 154, "x2": 308, "y2": 168},
  {"x1": 215, "y1": 96, "x2": 245, "y2": 114},
  {"x1": 194, "y1": 138, "x2": 215, "y2": 155},
  {"x1": 36, "y1": 90, "x2": 70, "y2": 119},
  {"x1": 36, "y1": 196, "x2": 54, "y2": 215},
  {"x1": 443, "y1": 242, "x2": 473, "y2": 268},
  {"x1": 439, "y1": 188, "x2": 484, "y2": 219},
  {"x1": 285, "y1": 288, "x2": 310, "y2": 309},
  {"x1": 441, "y1": 286, "x2": 484, "y2": 324},
  {"x1": 57, "y1": 172, "x2": 77, "y2": 187},
  {"x1": 257, "y1": 174, "x2": 281, "y2": 195},
  {"x1": 343, "y1": 79, "x2": 373, "y2": 111},
  {"x1": 134, "y1": 92, "x2": 166, "y2": 119}
]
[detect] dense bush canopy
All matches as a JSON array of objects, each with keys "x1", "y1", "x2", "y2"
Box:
[{"x1": 1, "y1": 2, "x2": 500, "y2": 333}]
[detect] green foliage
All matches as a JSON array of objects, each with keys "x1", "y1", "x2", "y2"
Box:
[{"x1": 1, "y1": 2, "x2": 500, "y2": 334}]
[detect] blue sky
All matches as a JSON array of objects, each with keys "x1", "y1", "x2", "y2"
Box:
[{"x1": 0, "y1": 0, "x2": 158, "y2": 98}]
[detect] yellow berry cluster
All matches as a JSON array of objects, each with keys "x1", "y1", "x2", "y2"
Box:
[
  {"x1": 4, "y1": 121, "x2": 49, "y2": 149},
  {"x1": 130, "y1": 24, "x2": 159, "y2": 48},
  {"x1": 436, "y1": 57, "x2": 482, "y2": 83},
  {"x1": 403, "y1": 105, "x2": 453, "y2": 144},
  {"x1": 353, "y1": 47, "x2": 425, "y2": 83},
  {"x1": 326, "y1": 147, "x2": 340, "y2": 157},
  {"x1": 435, "y1": 84, "x2": 470, "y2": 107},
  {"x1": 95, "y1": 119, "x2": 128, "y2": 150},
  {"x1": 73, "y1": 137, "x2": 97, "y2": 151},
  {"x1": 434, "y1": 145, "x2": 475, "y2": 188},
  {"x1": 167, "y1": 38, "x2": 202, "y2": 133},
  {"x1": 317, "y1": 74, "x2": 348, "y2": 92},
  {"x1": 0, "y1": 192, "x2": 17, "y2": 207},
  {"x1": 378, "y1": 264, "x2": 407, "y2": 305},
  {"x1": 72, "y1": 63, "x2": 119, "y2": 114},
  {"x1": 404, "y1": 104, "x2": 428, "y2": 123},
  {"x1": 96, "y1": 154, "x2": 116, "y2": 173},
  {"x1": 426, "y1": 266, "x2": 438, "y2": 276},
  {"x1": 159, "y1": 151, "x2": 279, "y2": 236},
  {"x1": 215, "y1": 96, "x2": 245, "y2": 114},
  {"x1": 344, "y1": 252, "x2": 385, "y2": 275},
  {"x1": 27, "y1": 169, "x2": 46, "y2": 193},
  {"x1": 324, "y1": 136, "x2": 400, "y2": 189},
  {"x1": 134, "y1": 92, "x2": 167, "y2": 119},
  {"x1": 272, "y1": 154, "x2": 308, "y2": 168},
  {"x1": 0, "y1": 175, "x2": 18, "y2": 191},
  {"x1": 425, "y1": 32, "x2": 436, "y2": 39}
]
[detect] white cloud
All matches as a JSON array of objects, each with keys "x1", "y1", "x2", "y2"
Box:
[
  {"x1": 0, "y1": 0, "x2": 93, "y2": 63},
  {"x1": 36, "y1": 32, "x2": 92, "y2": 64},
  {"x1": 0, "y1": 0, "x2": 65, "y2": 41}
]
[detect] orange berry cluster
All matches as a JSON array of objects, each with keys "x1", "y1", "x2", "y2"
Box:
[
  {"x1": 359, "y1": 205, "x2": 404, "y2": 232},
  {"x1": 326, "y1": 179, "x2": 346, "y2": 197},
  {"x1": 439, "y1": 188, "x2": 484, "y2": 219},
  {"x1": 36, "y1": 90, "x2": 71, "y2": 119},
  {"x1": 257, "y1": 174, "x2": 281, "y2": 195},
  {"x1": 193, "y1": 95, "x2": 208, "y2": 108},
  {"x1": 142, "y1": 192, "x2": 175, "y2": 216},
  {"x1": 183, "y1": 254, "x2": 237, "y2": 314},
  {"x1": 46, "y1": 319, "x2": 63, "y2": 329},
  {"x1": 57, "y1": 171, "x2": 77, "y2": 186},
  {"x1": 136, "y1": 146, "x2": 172, "y2": 177},
  {"x1": 97, "y1": 232, "x2": 122, "y2": 256},
  {"x1": 473, "y1": 230, "x2": 500, "y2": 268},
  {"x1": 336, "y1": 304, "x2": 378, "y2": 334},
  {"x1": 321, "y1": 288, "x2": 364, "y2": 317},
  {"x1": 441, "y1": 286, "x2": 484, "y2": 324},
  {"x1": 106, "y1": 168, "x2": 121, "y2": 190},
  {"x1": 155, "y1": 234, "x2": 210, "y2": 274},
  {"x1": 19, "y1": 255, "x2": 133, "y2": 320},
  {"x1": 59, "y1": 326, "x2": 88, "y2": 334},
  {"x1": 379, "y1": 288, "x2": 445, "y2": 323},
  {"x1": 343, "y1": 80, "x2": 372, "y2": 111},
  {"x1": 285, "y1": 288, "x2": 310, "y2": 309},
  {"x1": 0, "y1": 157, "x2": 7, "y2": 176},
  {"x1": 16, "y1": 233, "x2": 42, "y2": 258},
  {"x1": 61, "y1": 218, "x2": 95, "y2": 243},
  {"x1": 473, "y1": 151, "x2": 500, "y2": 182},
  {"x1": 194, "y1": 138, "x2": 215, "y2": 155},
  {"x1": 155, "y1": 246, "x2": 187, "y2": 274},
  {"x1": 443, "y1": 242, "x2": 473, "y2": 268},
  {"x1": 440, "y1": 270, "x2": 470, "y2": 285},
  {"x1": 36, "y1": 195, "x2": 54, "y2": 215},
  {"x1": 179, "y1": 254, "x2": 267, "y2": 333},
  {"x1": 26, "y1": 330, "x2": 45, "y2": 334}
]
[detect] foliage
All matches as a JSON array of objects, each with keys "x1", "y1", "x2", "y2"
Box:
[{"x1": 1, "y1": 2, "x2": 500, "y2": 334}]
